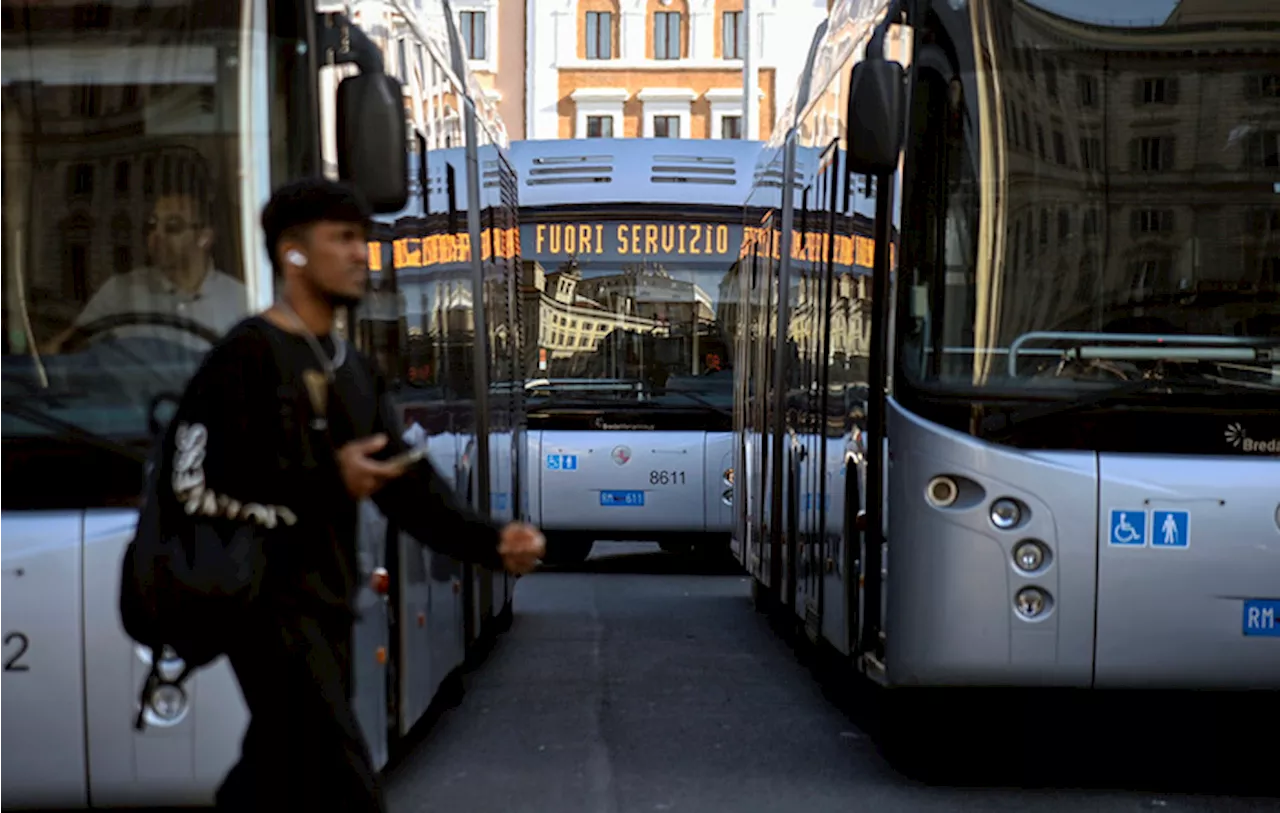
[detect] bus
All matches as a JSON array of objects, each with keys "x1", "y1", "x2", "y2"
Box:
[
  {"x1": 0, "y1": 0, "x2": 524, "y2": 806},
  {"x1": 508, "y1": 137, "x2": 764, "y2": 565},
  {"x1": 732, "y1": 0, "x2": 1280, "y2": 749}
]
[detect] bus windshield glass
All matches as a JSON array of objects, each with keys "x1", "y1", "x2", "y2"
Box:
[
  {"x1": 521, "y1": 220, "x2": 739, "y2": 410},
  {"x1": 2, "y1": 1, "x2": 264, "y2": 505},
  {"x1": 897, "y1": 0, "x2": 1280, "y2": 397}
]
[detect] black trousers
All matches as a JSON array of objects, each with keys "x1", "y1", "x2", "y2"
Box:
[{"x1": 215, "y1": 610, "x2": 386, "y2": 812}]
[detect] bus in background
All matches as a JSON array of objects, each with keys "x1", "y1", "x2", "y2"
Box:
[
  {"x1": 0, "y1": 0, "x2": 524, "y2": 806},
  {"x1": 351, "y1": 0, "x2": 525, "y2": 761},
  {"x1": 734, "y1": 0, "x2": 1280, "y2": 759},
  {"x1": 508, "y1": 137, "x2": 763, "y2": 565}
]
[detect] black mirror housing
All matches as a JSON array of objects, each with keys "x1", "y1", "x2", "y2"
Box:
[
  {"x1": 336, "y1": 72, "x2": 409, "y2": 214},
  {"x1": 845, "y1": 58, "x2": 906, "y2": 175}
]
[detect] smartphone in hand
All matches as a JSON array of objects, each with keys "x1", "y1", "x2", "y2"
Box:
[{"x1": 386, "y1": 445, "x2": 430, "y2": 471}]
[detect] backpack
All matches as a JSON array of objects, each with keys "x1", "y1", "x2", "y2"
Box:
[{"x1": 118, "y1": 321, "x2": 331, "y2": 730}]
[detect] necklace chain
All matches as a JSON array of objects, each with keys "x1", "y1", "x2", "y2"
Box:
[{"x1": 276, "y1": 300, "x2": 347, "y2": 381}]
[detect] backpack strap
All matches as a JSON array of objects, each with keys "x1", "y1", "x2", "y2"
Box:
[{"x1": 256, "y1": 318, "x2": 336, "y2": 474}]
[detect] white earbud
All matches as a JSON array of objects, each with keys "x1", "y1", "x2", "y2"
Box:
[{"x1": 286, "y1": 249, "x2": 308, "y2": 267}]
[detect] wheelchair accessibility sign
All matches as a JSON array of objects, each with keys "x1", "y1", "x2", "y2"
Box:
[
  {"x1": 1108, "y1": 509, "x2": 1191, "y2": 549},
  {"x1": 545, "y1": 454, "x2": 578, "y2": 471},
  {"x1": 1109, "y1": 510, "x2": 1147, "y2": 546}
]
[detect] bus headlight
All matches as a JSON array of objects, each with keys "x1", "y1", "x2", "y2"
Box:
[
  {"x1": 990, "y1": 498, "x2": 1022, "y2": 529},
  {"x1": 145, "y1": 681, "x2": 189, "y2": 726},
  {"x1": 723, "y1": 467, "x2": 734, "y2": 486},
  {"x1": 1014, "y1": 587, "x2": 1050, "y2": 619},
  {"x1": 925, "y1": 476, "x2": 958, "y2": 507},
  {"x1": 1013, "y1": 540, "x2": 1046, "y2": 572},
  {"x1": 722, "y1": 488, "x2": 733, "y2": 506}
]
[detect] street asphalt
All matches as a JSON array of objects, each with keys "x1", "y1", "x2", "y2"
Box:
[{"x1": 383, "y1": 542, "x2": 1279, "y2": 813}]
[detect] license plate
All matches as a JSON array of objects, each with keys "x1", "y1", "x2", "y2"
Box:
[
  {"x1": 600, "y1": 490, "x2": 644, "y2": 507},
  {"x1": 1243, "y1": 599, "x2": 1280, "y2": 637}
]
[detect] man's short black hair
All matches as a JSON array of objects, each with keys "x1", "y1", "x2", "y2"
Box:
[{"x1": 261, "y1": 177, "x2": 372, "y2": 274}]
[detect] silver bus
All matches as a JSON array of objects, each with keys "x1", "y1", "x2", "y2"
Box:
[
  {"x1": 732, "y1": 0, "x2": 1280, "y2": 749},
  {"x1": 508, "y1": 137, "x2": 763, "y2": 564},
  {"x1": 1, "y1": 0, "x2": 524, "y2": 806}
]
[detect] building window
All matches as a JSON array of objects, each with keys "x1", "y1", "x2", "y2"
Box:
[
  {"x1": 460, "y1": 11, "x2": 486, "y2": 61},
  {"x1": 722, "y1": 11, "x2": 743, "y2": 59},
  {"x1": 721, "y1": 115, "x2": 743, "y2": 140},
  {"x1": 1245, "y1": 73, "x2": 1280, "y2": 99},
  {"x1": 586, "y1": 115, "x2": 613, "y2": 138},
  {"x1": 1132, "y1": 208, "x2": 1175, "y2": 235},
  {"x1": 114, "y1": 245, "x2": 133, "y2": 276},
  {"x1": 1243, "y1": 130, "x2": 1280, "y2": 168},
  {"x1": 68, "y1": 164, "x2": 94, "y2": 197},
  {"x1": 1042, "y1": 59, "x2": 1058, "y2": 98},
  {"x1": 654, "y1": 115, "x2": 680, "y2": 138},
  {"x1": 586, "y1": 11, "x2": 613, "y2": 59},
  {"x1": 1079, "y1": 136, "x2": 1102, "y2": 170},
  {"x1": 1082, "y1": 209, "x2": 1100, "y2": 237},
  {"x1": 1132, "y1": 136, "x2": 1174, "y2": 172},
  {"x1": 1052, "y1": 130, "x2": 1067, "y2": 165},
  {"x1": 654, "y1": 11, "x2": 681, "y2": 60},
  {"x1": 1138, "y1": 77, "x2": 1178, "y2": 105},
  {"x1": 1078, "y1": 74, "x2": 1097, "y2": 107},
  {"x1": 114, "y1": 161, "x2": 130, "y2": 194}
]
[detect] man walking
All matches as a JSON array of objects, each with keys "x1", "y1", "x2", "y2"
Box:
[{"x1": 154, "y1": 177, "x2": 544, "y2": 811}]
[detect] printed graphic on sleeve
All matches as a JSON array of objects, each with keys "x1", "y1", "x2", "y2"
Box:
[{"x1": 171, "y1": 422, "x2": 297, "y2": 528}]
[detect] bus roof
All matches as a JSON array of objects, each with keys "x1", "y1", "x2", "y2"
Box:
[{"x1": 509, "y1": 138, "x2": 766, "y2": 209}]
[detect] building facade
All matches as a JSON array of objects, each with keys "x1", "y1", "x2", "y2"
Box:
[{"x1": 439, "y1": 0, "x2": 828, "y2": 142}]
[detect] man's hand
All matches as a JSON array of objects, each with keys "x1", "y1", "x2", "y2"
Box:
[
  {"x1": 337, "y1": 434, "x2": 405, "y2": 500},
  {"x1": 498, "y1": 522, "x2": 545, "y2": 575}
]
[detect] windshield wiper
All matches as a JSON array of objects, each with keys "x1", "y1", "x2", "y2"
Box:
[
  {"x1": 979, "y1": 376, "x2": 1262, "y2": 436},
  {"x1": 1, "y1": 397, "x2": 148, "y2": 463},
  {"x1": 1008, "y1": 332, "x2": 1277, "y2": 376}
]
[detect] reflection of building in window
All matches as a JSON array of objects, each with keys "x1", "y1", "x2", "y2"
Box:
[
  {"x1": 787, "y1": 270, "x2": 872, "y2": 375},
  {"x1": 979, "y1": 0, "x2": 1280, "y2": 346},
  {"x1": 516, "y1": 259, "x2": 717, "y2": 374}
]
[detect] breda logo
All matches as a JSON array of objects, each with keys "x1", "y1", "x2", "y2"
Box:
[
  {"x1": 612, "y1": 445, "x2": 632, "y2": 465},
  {"x1": 1224, "y1": 422, "x2": 1280, "y2": 454}
]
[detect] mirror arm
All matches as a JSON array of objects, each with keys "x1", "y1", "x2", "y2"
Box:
[
  {"x1": 867, "y1": 0, "x2": 916, "y2": 59},
  {"x1": 316, "y1": 12, "x2": 385, "y2": 75}
]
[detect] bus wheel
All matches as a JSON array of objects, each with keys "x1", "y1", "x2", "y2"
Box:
[
  {"x1": 879, "y1": 689, "x2": 975, "y2": 783},
  {"x1": 658, "y1": 540, "x2": 696, "y2": 556},
  {"x1": 542, "y1": 535, "x2": 593, "y2": 566},
  {"x1": 438, "y1": 672, "x2": 466, "y2": 710}
]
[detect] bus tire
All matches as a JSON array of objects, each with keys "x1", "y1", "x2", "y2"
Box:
[{"x1": 542, "y1": 535, "x2": 593, "y2": 566}]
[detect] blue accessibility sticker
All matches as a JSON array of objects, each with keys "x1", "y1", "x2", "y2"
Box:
[
  {"x1": 1151, "y1": 510, "x2": 1190, "y2": 549},
  {"x1": 545, "y1": 454, "x2": 578, "y2": 471},
  {"x1": 1108, "y1": 509, "x2": 1147, "y2": 547}
]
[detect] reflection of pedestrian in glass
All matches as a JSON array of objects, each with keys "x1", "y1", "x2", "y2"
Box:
[{"x1": 1161, "y1": 513, "x2": 1178, "y2": 546}]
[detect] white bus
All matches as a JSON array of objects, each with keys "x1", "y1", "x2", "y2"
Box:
[
  {"x1": 1, "y1": 0, "x2": 524, "y2": 806},
  {"x1": 732, "y1": 0, "x2": 1280, "y2": 763},
  {"x1": 508, "y1": 137, "x2": 764, "y2": 564}
]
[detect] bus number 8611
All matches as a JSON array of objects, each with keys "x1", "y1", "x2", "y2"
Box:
[{"x1": 649, "y1": 470, "x2": 686, "y2": 486}]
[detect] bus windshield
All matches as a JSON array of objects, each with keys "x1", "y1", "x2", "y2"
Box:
[
  {"x1": 2, "y1": 1, "x2": 255, "y2": 452},
  {"x1": 521, "y1": 254, "x2": 737, "y2": 410},
  {"x1": 897, "y1": 0, "x2": 1280, "y2": 397}
]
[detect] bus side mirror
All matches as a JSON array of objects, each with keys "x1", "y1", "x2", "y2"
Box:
[
  {"x1": 845, "y1": 57, "x2": 905, "y2": 175},
  {"x1": 336, "y1": 72, "x2": 409, "y2": 213}
]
